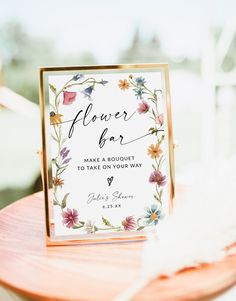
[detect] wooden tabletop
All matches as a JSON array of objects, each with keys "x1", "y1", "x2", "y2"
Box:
[{"x1": 0, "y1": 191, "x2": 236, "y2": 301}]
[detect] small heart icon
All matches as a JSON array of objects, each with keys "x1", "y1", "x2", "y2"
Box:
[{"x1": 107, "y1": 176, "x2": 114, "y2": 187}]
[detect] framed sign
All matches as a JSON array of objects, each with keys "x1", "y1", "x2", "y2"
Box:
[{"x1": 39, "y1": 64, "x2": 174, "y2": 245}]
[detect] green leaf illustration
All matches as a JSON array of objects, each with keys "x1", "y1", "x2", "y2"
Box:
[
  {"x1": 51, "y1": 135, "x2": 58, "y2": 142},
  {"x1": 137, "y1": 226, "x2": 145, "y2": 231},
  {"x1": 149, "y1": 127, "x2": 158, "y2": 135},
  {"x1": 61, "y1": 193, "x2": 70, "y2": 209},
  {"x1": 49, "y1": 83, "x2": 57, "y2": 94},
  {"x1": 61, "y1": 138, "x2": 67, "y2": 145},
  {"x1": 102, "y1": 216, "x2": 112, "y2": 227},
  {"x1": 73, "y1": 225, "x2": 82, "y2": 229},
  {"x1": 72, "y1": 221, "x2": 85, "y2": 229},
  {"x1": 159, "y1": 189, "x2": 163, "y2": 199},
  {"x1": 53, "y1": 200, "x2": 60, "y2": 206},
  {"x1": 149, "y1": 127, "x2": 154, "y2": 133},
  {"x1": 158, "y1": 135, "x2": 165, "y2": 145},
  {"x1": 72, "y1": 226, "x2": 80, "y2": 229}
]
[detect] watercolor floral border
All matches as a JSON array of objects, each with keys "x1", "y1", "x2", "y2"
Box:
[
  {"x1": 49, "y1": 73, "x2": 166, "y2": 234},
  {"x1": 49, "y1": 74, "x2": 108, "y2": 212}
]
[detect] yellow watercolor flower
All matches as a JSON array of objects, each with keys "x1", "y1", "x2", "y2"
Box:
[
  {"x1": 118, "y1": 79, "x2": 129, "y2": 90},
  {"x1": 50, "y1": 111, "x2": 63, "y2": 126},
  {"x1": 147, "y1": 144, "x2": 162, "y2": 159}
]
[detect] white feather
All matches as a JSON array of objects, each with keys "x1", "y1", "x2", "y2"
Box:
[
  {"x1": 112, "y1": 158, "x2": 236, "y2": 301},
  {"x1": 142, "y1": 158, "x2": 236, "y2": 278}
]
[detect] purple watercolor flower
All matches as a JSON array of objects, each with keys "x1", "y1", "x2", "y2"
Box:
[
  {"x1": 122, "y1": 216, "x2": 136, "y2": 231},
  {"x1": 62, "y1": 150, "x2": 70, "y2": 160},
  {"x1": 149, "y1": 170, "x2": 166, "y2": 186},
  {"x1": 73, "y1": 74, "x2": 84, "y2": 81},
  {"x1": 62, "y1": 208, "x2": 79, "y2": 228},
  {"x1": 60, "y1": 147, "x2": 67, "y2": 157},
  {"x1": 62, "y1": 158, "x2": 72, "y2": 165},
  {"x1": 137, "y1": 101, "x2": 150, "y2": 114},
  {"x1": 60, "y1": 148, "x2": 70, "y2": 160},
  {"x1": 82, "y1": 86, "x2": 94, "y2": 99}
]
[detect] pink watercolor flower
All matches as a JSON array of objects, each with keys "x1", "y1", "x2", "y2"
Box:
[
  {"x1": 155, "y1": 113, "x2": 164, "y2": 126},
  {"x1": 62, "y1": 208, "x2": 79, "y2": 228},
  {"x1": 137, "y1": 101, "x2": 150, "y2": 114},
  {"x1": 149, "y1": 170, "x2": 166, "y2": 187},
  {"x1": 63, "y1": 91, "x2": 77, "y2": 105},
  {"x1": 122, "y1": 216, "x2": 136, "y2": 231}
]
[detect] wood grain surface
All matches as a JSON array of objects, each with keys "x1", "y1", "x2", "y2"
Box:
[{"x1": 0, "y1": 191, "x2": 236, "y2": 301}]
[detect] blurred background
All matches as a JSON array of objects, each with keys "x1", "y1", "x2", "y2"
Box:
[{"x1": 0, "y1": 0, "x2": 236, "y2": 208}]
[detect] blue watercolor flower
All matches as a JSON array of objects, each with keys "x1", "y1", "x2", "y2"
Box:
[
  {"x1": 73, "y1": 74, "x2": 84, "y2": 81},
  {"x1": 100, "y1": 80, "x2": 108, "y2": 85},
  {"x1": 82, "y1": 86, "x2": 94, "y2": 99},
  {"x1": 143, "y1": 204, "x2": 163, "y2": 225},
  {"x1": 135, "y1": 77, "x2": 146, "y2": 86},
  {"x1": 134, "y1": 87, "x2": 144, "y2": 99}
]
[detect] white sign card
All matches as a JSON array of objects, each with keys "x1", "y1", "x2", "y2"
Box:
[{"x1": 39, "y1": 64, "x2": 174, "y2": 245}]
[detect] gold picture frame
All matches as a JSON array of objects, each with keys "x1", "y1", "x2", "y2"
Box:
[{"x1": 39, "y1": 63, "x2": 175, "y2": 246}]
